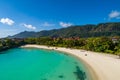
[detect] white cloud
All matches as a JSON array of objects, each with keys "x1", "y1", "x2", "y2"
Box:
[
  {"x1": 0, "y1": 18, "x2": 14, "y2": 26},
  {"x1": 109, "y1": 10, "x2": 120, "y2": 19},
  {"x1": 59, "y1": 22, "x2": 73, "y2": 27},
  {"x1": 22, "y1": 23, "x2": 36, "y2": 30},
  {"x1": 40, "y1": 22, "x2": 55, "y2": 27}
]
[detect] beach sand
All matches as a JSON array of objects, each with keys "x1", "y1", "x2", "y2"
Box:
[{"x1": 21, "y1": 45, "x2": 120, "y2": 80}]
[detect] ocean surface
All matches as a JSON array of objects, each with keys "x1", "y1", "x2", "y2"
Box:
[{"x1": 0, "y1": 48, "x2": 90, "y2": 80}]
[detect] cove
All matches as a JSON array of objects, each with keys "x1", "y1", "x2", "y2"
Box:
[{"x1": 0, "y1": 48, "x2": 91, "y2": 80}]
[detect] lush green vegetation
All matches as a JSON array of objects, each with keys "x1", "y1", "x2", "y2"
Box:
[
  {"x1": 24, "y1": 37, "x2": 120, "y2": 55},
  {"x1": 0, "y1": 38, "x2": 25, "y2": 52},
  {"x1": 9, "y1": 22, "x2": 120, "y2": 38},
  {"x1": 0, "y1": 36, "x2": 120, "y2": 57}
]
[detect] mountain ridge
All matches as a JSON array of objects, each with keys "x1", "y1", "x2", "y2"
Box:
[{"x1": 8, "y1": 22, "x2": 120, "y2": 38}]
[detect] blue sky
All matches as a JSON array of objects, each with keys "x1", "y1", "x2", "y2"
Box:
[{"x1": 0, "y1": 0, "x2": 120, "y2": 38}]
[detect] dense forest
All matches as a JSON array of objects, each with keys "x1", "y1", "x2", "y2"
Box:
[
  {"x1": 24, "y1": 37, "x2": 120, "y2": 55},
  {"x1": 0, "y1": 38, "x2": 25, "y2": 52},
  {"x1": 0, "y1": 37, "x2": 120, "y2": 57},
  {"x1": 8, "y1": 22, "x2": 120, "y2": 38}
]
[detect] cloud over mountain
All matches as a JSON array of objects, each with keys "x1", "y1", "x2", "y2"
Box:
[
  {"x1": 59, "y1": 22, "x2": 73, "y2": 27},
  {"x1": 109, "y1": 10, "x2": 120, "y2": 19},
  {"x1": 22, "y1": 23, "x2": 36, "y2": 30}
]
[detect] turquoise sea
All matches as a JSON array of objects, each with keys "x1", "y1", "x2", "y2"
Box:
[{"x1": 0, "y1": 48, "x2": 91, "y2": 80}]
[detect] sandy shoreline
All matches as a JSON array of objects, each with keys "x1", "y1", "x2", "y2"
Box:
[{"x1": 21, "y1": 44, "x2": 120, "y2": 80}]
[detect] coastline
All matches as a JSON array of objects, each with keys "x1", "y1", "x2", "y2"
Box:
[{"x1": 21, "y1": 44, "x2": 120, "y2": 80}]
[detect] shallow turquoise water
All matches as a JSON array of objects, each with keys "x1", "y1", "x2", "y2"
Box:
[{"x1": 0, "y1": 48, "x2": 90, "y2": 80}]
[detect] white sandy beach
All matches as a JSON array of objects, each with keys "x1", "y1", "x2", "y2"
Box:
[{"x1": 22, "y1": 44, "x2": 120, "y2": 80}]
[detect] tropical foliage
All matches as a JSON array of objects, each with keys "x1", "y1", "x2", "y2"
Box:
[
  {"x1": 0, "y1": 36, "x2": 120, "y2": 56},
  {"x1": 0, "y1": 38, "x2": 25, "y2": 52},
  {"x1": 24, "y1": 37, "x2": 120, "y2": 54}
]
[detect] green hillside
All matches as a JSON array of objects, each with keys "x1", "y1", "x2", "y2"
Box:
[{"x1": 9, "y1": 22, "x2": 120, "y2": 38}]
